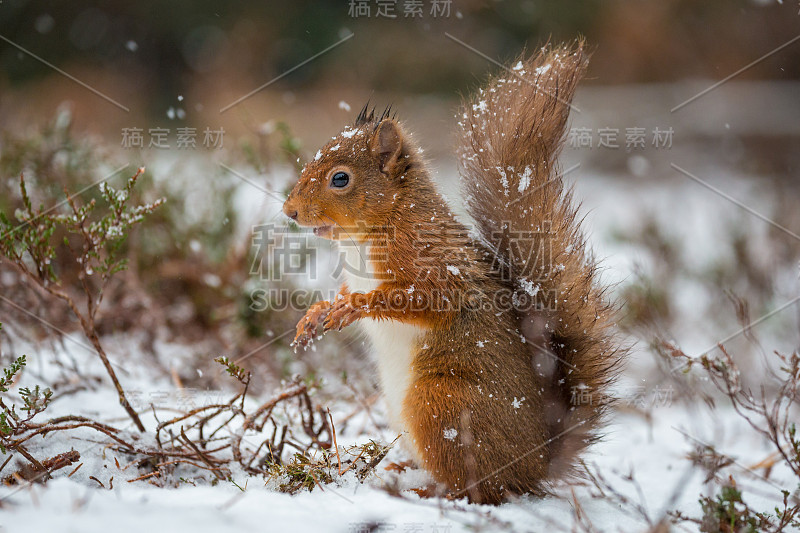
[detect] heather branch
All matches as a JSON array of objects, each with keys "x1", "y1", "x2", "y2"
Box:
[
  {"x1": 659, "y1": 340, "x2": 800, "y2": 530},
  {"x1": 0, "y1": 168, "x2": 165, "y2": 432}
]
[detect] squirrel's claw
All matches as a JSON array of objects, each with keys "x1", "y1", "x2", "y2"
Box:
[
  {"x1": 293, "y1": 301, "x2": 333, "y2": 350},
  {"x1": 322, "y1": 298, "x2": 364, "y2": 332},
  {"x1": 292, "y1": 297, "x2": 360, "y2": 348}
]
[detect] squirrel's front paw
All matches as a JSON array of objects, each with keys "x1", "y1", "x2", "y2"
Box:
[
  {"x1": 293, "y1": 300, "x2": 332, "y2": 350},
  {"x1": 322, "y1": 296, "x2": 365, "y2": 332}
]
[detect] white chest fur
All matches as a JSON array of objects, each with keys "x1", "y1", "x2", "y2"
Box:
[{"x1": 340, "y1": 242, "x2": 425, "y2": 435}]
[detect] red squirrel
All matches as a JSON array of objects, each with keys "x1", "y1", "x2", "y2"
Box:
[{"x1": 282, "y1": 41, "x2": 620, "y2": 504}]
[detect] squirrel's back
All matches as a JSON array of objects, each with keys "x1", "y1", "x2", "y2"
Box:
[{"x1": 457, "y1": 41, "x2": 621, "y2": 481}]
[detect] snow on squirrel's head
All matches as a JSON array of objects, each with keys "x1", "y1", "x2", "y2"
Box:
[{"x1": 282, "y1": 104, "x2": 421, "y2": 241}]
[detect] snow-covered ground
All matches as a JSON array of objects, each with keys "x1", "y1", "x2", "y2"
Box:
[
  {"x1": 0, "y1": 355, "x2": 789, "y2": 533},
  {"x1": 1, "y1": 164, "x2": 797, "y2": 532}
]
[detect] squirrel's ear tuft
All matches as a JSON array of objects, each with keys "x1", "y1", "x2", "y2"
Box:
[{"x1": 370, "y1": 119, "x2": 404, "y2": 175}]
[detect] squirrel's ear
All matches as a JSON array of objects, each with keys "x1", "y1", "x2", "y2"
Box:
[{"x1": 369, "y1": 119, "x2": 404, "y2": 175}]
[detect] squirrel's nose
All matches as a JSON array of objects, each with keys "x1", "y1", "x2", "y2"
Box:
[{"x1": 282, "y1": 200, "x2": 299, "y2": 220}]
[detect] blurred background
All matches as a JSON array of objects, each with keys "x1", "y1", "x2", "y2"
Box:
[
  {"x1": 2, "y1": 0, "x2": 799, "y2": 161},
  {"x1": 1, "y1": 0, "x2": 799, "y2": 394}
]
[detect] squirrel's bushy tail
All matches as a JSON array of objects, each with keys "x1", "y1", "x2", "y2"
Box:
[{"x1": 457, "y1": 40, "x2": 620, "y2": 482}]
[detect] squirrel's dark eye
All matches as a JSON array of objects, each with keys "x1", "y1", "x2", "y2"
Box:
[{"x1": 330, "y1": 171, "x2": 350, "y2": 188}]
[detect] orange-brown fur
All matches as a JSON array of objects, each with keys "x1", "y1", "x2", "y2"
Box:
[{"x1": 283, "y1": 41, "x2": 621, "y2": 504}]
